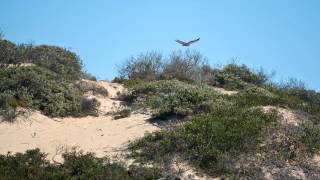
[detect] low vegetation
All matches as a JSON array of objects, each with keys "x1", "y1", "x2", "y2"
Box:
[
  {"x1": 114, "y1": 108, "x2": 132, "y2": 119},
  {"x1": 0, "y1": 38, "x2": 100, "y2": 121},
  {"x1": 0, "y1": 39, "x2": 86, "y2": 80},
  {"x1": 0, "y1": 149, "x2": 171, "y2": 180},
  {"x1": 123, "y1": 80, "x2": 277, "y2": 176},
  {"x1": 116, "y1": 50, "x2": 272, "y2": 90},
  {"x1": 266, "y1": 79, "x2": 320, "y2": 116},
  {"x1": 116, "y1": 50, "x2": 320, "y2": 178},
  {"x1": 76, "y1": 79, "x2": 109, "y2": 96}
]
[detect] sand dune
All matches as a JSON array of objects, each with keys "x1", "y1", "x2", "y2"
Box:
[{"x1": 0, "y1": 80, "x2": 158, "y2": 163}]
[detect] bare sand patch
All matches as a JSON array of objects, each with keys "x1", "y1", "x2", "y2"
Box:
[
  {"x1": 212, "y1": 87, "x2": 237, "y2": 95},
  {"x1": 0, "y1": 81, "x2": 158, "y2": 163},
  {"x1": 262, "y1": 106, "x2": 303, "y2": 127}
]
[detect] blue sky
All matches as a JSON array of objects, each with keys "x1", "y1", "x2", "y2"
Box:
[{"x1": 1, "y1": 0, "x2": 319, "y2": 90}]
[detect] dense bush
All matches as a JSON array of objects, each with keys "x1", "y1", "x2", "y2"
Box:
[
  {"x1": 129, "y1": 106, "x2": 278, "y2": 176},
  {"x1": 117, "y1": 51, "x2": 318, "y2": 177},
  {"x1": 0, "y1": 38, "x2": 99, "y2": 119},
  {"x1": 123, "y1": 79, "x2": 145, "y2": 88},
  {"x1": 162, "y1": 50, "x2": 208, "y2": 82},
  {"x1": 76, "y1": 80, "x2": 108, "y2": 96},
  {"x1": 300, "y1": 122, "x2": 320, "y2": 154},
  {"x1": 117, "y1": 50, "x2": 271, "y2": 91},
  {"x1": 0, "y1": 30, "x2": 4, "y2": 39},
  {"x1": 27, "y1": 45, "x2": 83, "y2": 80},
  {"x1": 265, "y1": 79, "x2": 320, "y2": 116},
  {"x1": 119, "y1": 51, "x2": 163, "y2": 81},
  {"x1": 0, "y1": 66, "x2": 99, "y2": 117},
  {"x1": 122, "y1": 80, "x2": 283, "y2": 119},
  {"x1": 80, "y1": 98, "x2": 101, "y2": 116},
  {"x1": 209, "y1": 71, "x2": 247, "y2": 90},
  {"x1": 0, "y1": 149, "x2": 169, "y2": 180},
  {"x1": 221, "y1": 64, "x2": 269, "y2": 86},
  {"x1": 0, "y1": 39, "x2": 85, "y2": 81},
  {"x1": 0, "y1": 39, "x2": 16, "y2": 64},
  {"x1": 82, "y1": 71, "x2": 97, "y2": 81},
  {"x1": 205, "y1": 63, "x2": 272, "y2": 90},
  {"x1": 121, "y1": 80, "x2": 224, "y2": 117},
  {"x1": 118, "y1": 50, "x2": 210, "y2": 83},
  {"x1": 112, "y1": 78, "x2": 144, "y2": 88},
  {"x1": 0, "y1": 93, "x2": 19, "y2": 122},
  {"x1": 124, "y1": 79, "x2": 320, "y2": 177},
  {"x1": 232, "y1": 85, "x2": 281, "y2": 107},
  {"x1": 114, "y1": 108, "x2": 132, "y2": 119}
]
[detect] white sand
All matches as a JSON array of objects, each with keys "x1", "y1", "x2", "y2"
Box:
[
  {"x1": 212, "y1": 87, "x2": 237, "y2": 95},
  {"x1": 0, "y1": 81, "x2": 158, "y2": 163},
  {"x1": 262, "y1": 106, "x2": 303, "y2": 126}
]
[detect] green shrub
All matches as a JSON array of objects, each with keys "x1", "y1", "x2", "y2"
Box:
[
  {"x1": 116, "y1": 52, "x2": 320, "y2": 177},
  {"x1": 0, "y1": 93, "x2": 18, "y2": 109},
  {"x1": 92, "y1": 87, "x2": 109, "y2": 96},
  {"x1": 122, "y1": 80, "x2": 223, "y2": 117},
  {"x1": 0, "y1": 39, "x2": 83, "y2": 81},
  {"x1": 27, "y1": 45, "x2": 83, "y2": 80},
  {"x1": 81, "y1": 71, "x2": 97, "y2": 81},
  {"x1": 0, "y1": 39, "x2": 16, "y2": 64},
  {"x1": 111, "y1": 76, "x2": 125, "y2": 84},
  {"x1": 129, "y1": 106, "x2": 277, "y2": 176},
  {"x1": 266, "y1": 80, "x2": 320, "y2": 115},
  {"x1": 0, "y1": 93, "x2": 19, "y2": 122},
  {"x1": 0, "y1": 30, "x2": 4, "y2": 40},
  {"x1": 220, "y1": 64, "x2": 269, "y2": 86},
  {"x1": 0, "y1": 66, "x2": 97, "y2": 117},
  {"x1": 80, "y1": 98, "x2": 100, "y2": 116},
  {"x1": 123, "y1": 79, "x2": 145, "y2": 88},
  {"x1": 123, "y1": 76, "x2": 320, "y2": 177},
  {"x1": 76, "y1": 80, "x2": 108, "y2": 96},
  {"x1": 232, "y1": 85, "x2": 280, "y2": 107},
  {"x1": 205, "y1": 64, "x2": 272, "y2": 91},
  {"x1": 162, "y1": 50, "x2": 207, "y2": 82},
  {"x1": 0, "y1": 149, "x2": 52, "y2": 179},
  {"x1": 14, "y1": 43, "x2": 34, "y2": 63},
  {"x1": 209, "y1": 71, "x2": 247, "y2": 90},
  {"x1": 0, "y1": 38, "x2": 100, "y2": 118},
  {"x1": 122, "y1": 79, "x2": 283, "y2": 119},
  {"x1": 183, "y1": 107, "x2": 276, "y2": 153},
  {"x1": 114, "y1": 108, "x2": 132, "y2": 119},
  {"x1": 125, "y1": 78, "x2": 320, "y2": 177},
  {"x1": 117, "y1": 51, "x2": 271, "y2": 91},
  {"x1": 119, "y1": 51, "x2": 163, "y2": 81},
  {"x1": 0, "y1": 149, "x2": 169, "y2": 180},
  {"x1": 300, "y1": 121, "x2": 320, "y2": 154},
  {"x1": 111, "y1": 77, "x2": 144, "y2": 88}
]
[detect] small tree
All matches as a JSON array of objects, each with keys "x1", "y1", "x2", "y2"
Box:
[
  {"x1": 119, "y1": 51, "x2": 163, "y2": 81},
  {"x1": 28, "y1": 45, "x2": 83, "y2": 80},
  {"x1": 0, "y1": 93, "x2": 18, "y2": 122},
  {"x1": 0, "y1": 39, "x2": 16, "y2": 64},
  {"x1": 0, "y1": 30, "x2": 4, "y2": 40},
  {"x1": 15, "y1": 43, "x2": 34, "y2": 63},
  {"x1": 162, "y1": 50, "x2": 208, "y2": 82},
  {"x1": 221, "y1": 63, "x2": 270, "y2": 86}
]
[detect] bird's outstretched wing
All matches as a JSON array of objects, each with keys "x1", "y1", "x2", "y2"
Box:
[
  {"x1": 175, "y1": 40, "x2": 187, "y2": 45},
  {"x1": 187, "y1": 38, "x2": 200, "y2": 44}
]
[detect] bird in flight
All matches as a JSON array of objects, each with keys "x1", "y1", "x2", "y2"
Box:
[{"x1": 175, "y1": 38, "x2": 200, "y2": 46}]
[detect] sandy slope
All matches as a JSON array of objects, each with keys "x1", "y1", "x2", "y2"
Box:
[
  {"x1": 1, "y1": 80, "x2": 318, "y2": 179},
  {"x1": 0, "y1": 80, "x2": 158, "y2": 163}
]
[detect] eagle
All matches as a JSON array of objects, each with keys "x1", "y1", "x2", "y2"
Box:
[{"x1": 175, "y1": 38, "x2": 200, "y2": 46}]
